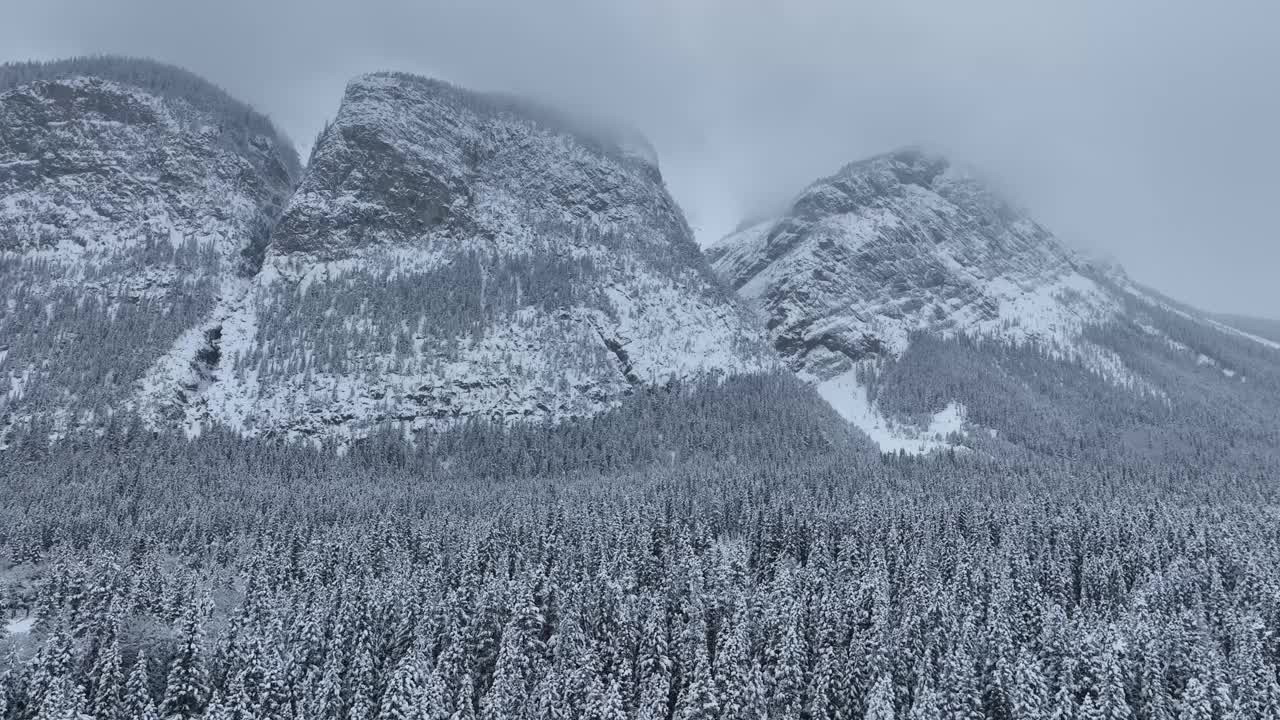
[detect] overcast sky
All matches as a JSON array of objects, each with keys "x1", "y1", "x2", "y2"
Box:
[{"x1": 5, "y1": 0, "x2": 1278, "y2": 314}]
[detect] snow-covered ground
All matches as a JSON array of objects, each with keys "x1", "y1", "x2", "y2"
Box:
[
  {"x1": 4, "y1": 616, "x2": 34, "y2": 636},
  {"x1": 813, "y1": 369, "x2": 966, "y2": 455}
]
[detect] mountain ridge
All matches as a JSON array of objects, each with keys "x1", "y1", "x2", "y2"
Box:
[
  {"x1": 133, "y1": 69, "x2": 776, "y2": 442},
  {"x1": 0, "y1": 57, "x2": 301, "y2": 442},
  {"x1": 710, "y1": 147, "x2": 1280, "y2": 461},
  {"x1": 3, "y1": 57, "x2": 1276, "y2": 465}
]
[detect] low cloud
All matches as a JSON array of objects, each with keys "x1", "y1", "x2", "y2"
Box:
[{"x1": 5, "y1": 0, "x2": 1278, "y2": 313}]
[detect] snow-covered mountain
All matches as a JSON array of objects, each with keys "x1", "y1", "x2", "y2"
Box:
[
  {"x1": 710, "y1": 147, "x2": 1280, "y2": 457},
  {"x1": 7, "y1": 59, "x2": 1273, "y2": 463},
  {"x1": 137, "y1": 72, "x2": 773, "y2": 441},
  {"x1": 0, "y1": 58, "x2": 300, "y2": 439}
]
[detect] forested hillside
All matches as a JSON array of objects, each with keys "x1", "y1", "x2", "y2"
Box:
[
  {"x1": 1214, "y1": 314, "x2": 1280, "y2": 345},
  {"x1": 0, "y1": 56, "x2": 300, "y2": 443},
  {"x1": 709, "y1": 148, "x2": 1280, "y2": 464},
  {"x1": 3, "y1": 57, "x2": 1280, "y2": 720},
  {"x1": 2, "y1": 397, "x2": 1279, "y2": 719}
]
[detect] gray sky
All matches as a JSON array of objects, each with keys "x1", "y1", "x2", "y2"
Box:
[{"x1": 5, "y1": 0, "x2": 1278, "y2": 315}]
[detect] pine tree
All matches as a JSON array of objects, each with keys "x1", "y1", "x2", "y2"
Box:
[
  {"x1": 348, "y1": 642, "x2": 378, "y2": 720},
  {"x1": 161, "y1": 601, "x2": 209, "y2": 719},
  {"x1": 89, "y1": 633, "x2": 126, "y2": 720},
  {"x1": 1212, "y1": 680, "x2": 1239, "y2": 720},
  {"x1": 716, "y1": 622, "x2": 765, "y2": 720},
  {"x1": 678, "y1": 647, "x2": 720, "y2": 720},
  {"x1": 423, "y1": 667, "x2": 452, "y2": 720},
  {"x1": 308, "y1": 654, "x2": 346, "y2": 720},
  {"x1": 202, "y1": 689, "x2": 232, "y2": 720},
  {"x1": 1137, "y1": 648, "x2": 1172, "y2": 720},
  {"x1": 378, "y1": 653, "x2": 427, "y2": 720},
  {"x1": 1011, "y1": 648, "x2": 1049, "y2": 720},
  {"x1": 1048, "y1": 657, "x2": 1077, "y2": 720},
  {"x1": 909, "y1": 683, "x2": 943, "y2": 720},
  {"x1": 451, "y1": 673, "x2": 477, "y2": 720},
  {"x1": 1177, "y1": 677, "x2": 1212, "y2": 720},
  {"x1": 1261, "y1": 677, "x2": 1280, "y2": 720},
  {"x1": 34, "y1": 675, "x2": 87, "y2": 720},
  {"x1": 481, "y1": 629, "x2": 532, "y2": 720},
  {"x1": 1097, "y1": 649, "x2": 1131, "y2": 720},
  {"x1": 635, "y1": 671, "x2": 671, "y2": 720},
  {"x1": 865, "y1": 673, "x2": 896, "y2": 720},
  {"x1": 29, "y1": 617, "x2": 76, "y2": 708},
  {"x1": 532, "y1": 664, "x2": 573, "y2": 720},
  {"x1": 127, "y1": 650, "x2": 161, "y2": 720},
  {"x1": 768, "y1": 623, "x2": 807, "y2": 720},
  {"x1": 258, "y1": 656, "x2": 291, "y2": 720},
  {"x1": 942, "y1": 643, "x2": 982, "y2": 720},
  {"x1": 583, "y1": 677, "x2": 627, "y2": 720},
  {"x1": 1080, "y1": 695, "x2": 1103, "y2": 720},
  {"x1": 809, "y1": 643, "x2": 852, "y2": 720},
  {"x1": 719, "y1": 656, "x2": 767, "y2": 720}
]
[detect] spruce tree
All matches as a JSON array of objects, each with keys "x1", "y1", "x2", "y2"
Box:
[
  {"x1": 1177, "y1": 677, "x2": 1212, "y2": 720},
  {"x1": 161, "y1": 601, "x2": 209, "y2": 719},
  {"x1": 89, "y1": 633, "x2": 126, "y2": 720},
  {"x1": 127, "y1": 650, "x2": 161, "y2": 720},
  {"x1": 378, "y1": 653, "x2": 427, "y2": 720},
  {"x1": 865, "y1": 673, "x2": 897, "y2": 720},
  {"x1": 1011, "y1": 648, "x2": 1049, "y2": 720}
]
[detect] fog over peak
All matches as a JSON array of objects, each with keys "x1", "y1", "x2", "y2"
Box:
[{"x1": 5, "y1": 0, "x2": 1277, "y2": 315}]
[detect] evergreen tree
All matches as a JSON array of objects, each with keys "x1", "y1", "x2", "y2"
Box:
[
  {"x1": 678, "y1": 648, "x2": 719, "y2": 720},
  {"x1": 127, "y1": 650, "x2": 161, "y2": 720},
  {"x1": 161, "y1": 601, "x2": 210, "y2": 719},
  {"x1": 909, "y1": 684, "x2": 943, "y2": 720},
  {"x1": 1176, "y1": 677, "x2": 1212, "y2": 720},
  {"x1": 89, "y1": 633, "x2": 126, "y2": 720},
  {"x1": 583, "y1": 677, "x2": 627, "y2": 720},
  {"x1": 1010, "y1": 648, "x2": 1049, "y2": 720},
  {"x1": 378, "y1": 653, "x2": 427, "y2": 720},
  {"x1": 451, "y1": 673, "x2": 477, "y2": 720},
  {"x1": 1097, "y1": 649, "x2": 1131, "y2": 720},
  {"x1": 865, "y1": 673, "x2": 897, "y2": 720},
  {"x1": 34, "y1": 675, "x2": 87, "y2": 720},
  {"x1": 768, "y1": 622, "x2": 807, "y2": 720}
]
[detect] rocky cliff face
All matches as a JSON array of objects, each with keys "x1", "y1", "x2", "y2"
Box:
[
  {"x1": 139, "y1": 72, "x2": 773, "y2": 441},
  {"x1": 710, "y1": 148, "x2": 1121, "y2": 373},
  {"x1": 710, "y1": 148, "x2": 1280, "y2": 454},
  {"x1": 0, "y1": 58, "x2": 300, "y2": 440}
]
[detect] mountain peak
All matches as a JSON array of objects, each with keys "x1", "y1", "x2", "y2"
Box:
[
  {"x1": 271, "y1": 70, "x2": 667, "y2": 262},
  {"x1": 1, "y1": 55, "x2": 301, "y2": 177},
  {"x1": 711, "y1": 144, "x2": 1280, "y2": 459},
  {"x1": 831, "y1": 145, "x2": 952, "y2": 187},
  {"x1": 350, "y1": 71, "x2": 660, "y2": 167},
  {"x1": 710, "y1": 147, "x2": 1134, "y2": 451},
  {"x1": 127, "y1": 71, "x2": 773, "y2": 441}
]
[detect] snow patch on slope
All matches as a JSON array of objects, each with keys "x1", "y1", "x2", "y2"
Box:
[
  {"x1": 134, "y1": 276, "x2": 260, "y2": 436},
  {"x1": 4, "y1": 617, "x2": 34, "y2": 636},
  {"x1": 812, "y1": 367, "x2": 967, "y2": 455}
]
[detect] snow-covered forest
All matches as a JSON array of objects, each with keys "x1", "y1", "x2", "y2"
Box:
[
  {"x1": 3, "y1": 373, "x2": 1279, "y2": 720},
  {"x1": 4, "y1": 51, "x2": 1280, "y2": 720}
]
